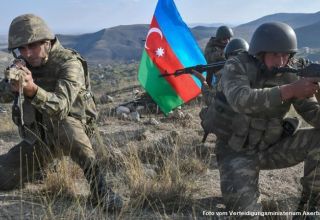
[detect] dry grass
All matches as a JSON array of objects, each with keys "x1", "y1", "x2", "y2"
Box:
[
  {"x1": 124, "y1": 144, "x2": 200, "y2": 216},
  {"x1": 40, "y1": 158, "x2": 85, "y2": 198},
  {"x1": 13, "y1": 131, "x2": 207, "y2": 219}
]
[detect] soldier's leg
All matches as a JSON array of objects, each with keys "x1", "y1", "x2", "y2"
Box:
[
  {"x1": 216, "y1": 142, "x2": 261, "y2": 220},
  {"x1": 56, "y1": 116, "x2": 123, "y2": 211},
  {"x1": 259, "y1": 128, "x2": 320, "y2": 218},
  {"x1": 0, "y1": 140, "x2": 53, "y2": 190},
  {"x1": 260, "y1": 128, "x2": 320, "y2": 192}
]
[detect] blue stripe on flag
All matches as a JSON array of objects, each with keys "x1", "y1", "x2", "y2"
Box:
[{"x1": 154, "y1": 0, "x2": 207, "y2": 88}]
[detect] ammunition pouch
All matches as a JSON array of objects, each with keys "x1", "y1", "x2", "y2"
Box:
[
  {"x1": 75, "y1": 90, "x2": 98, "y2": 138},
  {"x1": 200, "y1": 91, "x2": 300, "y2": 152},
  {"x1": 80, "y1": 90, "x2": 97, "y2": 122},
  {"x1": 228, "y1": 114, "x2": 250, "y2": 151},
  {"x1": 228, "y1": 116, "x2": 300, "y2": 152},
  {"x1": 199, "y1": 97, "x2": 236, "y2": 141}
]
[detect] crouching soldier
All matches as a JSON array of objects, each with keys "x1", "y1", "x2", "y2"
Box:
[
  {"x1": 0, "y1": 14, "x2": 122, "y2": 212},
  {"x1": 216, "y1": 22, "x2": 320, "y2": 219}
]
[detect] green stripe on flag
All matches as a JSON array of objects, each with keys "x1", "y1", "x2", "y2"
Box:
[{"x1": 138, "y1": 50, "x2": 184, "y2": 114}]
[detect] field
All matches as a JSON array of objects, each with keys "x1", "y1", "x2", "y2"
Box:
[{"x1": 0, "y1": 62, "x2": 308, "y2": 220}]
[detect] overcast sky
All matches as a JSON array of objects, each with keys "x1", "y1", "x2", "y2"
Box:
[{"x1": 0, "y1": 0, "x2": 319, "y2": 34}]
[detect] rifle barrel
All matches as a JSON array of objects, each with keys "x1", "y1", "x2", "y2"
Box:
[{"x1": 160, "y1": 61, "x2": 226, "y2": 77}]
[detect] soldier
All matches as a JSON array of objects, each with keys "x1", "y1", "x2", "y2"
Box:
[
  {"x1": 196, "y1": 38, "x2": 249, "y2": 143},
  {"x1": 213, "y1": 22, "x2": 320, "y2": 219},
  {"x1": 197, "y1": 37, "x2": 249, "y2": 106},
  {"x1": 224, "y1": 38, "x2": 249, "y2": 60},
  {"x1": 0, "y1": 14, "x2": 122, "y2": 212},
  {"x1": 204, "y1": 25, "x2": 233, "y2": 86}
]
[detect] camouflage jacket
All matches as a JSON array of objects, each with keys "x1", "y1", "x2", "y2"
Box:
[
  {"x1": 204, "y1": 37, "x2": 226, "y2": 86},
  {"x1": 0, "y1": 39, "x2": 97, "y2": 143},
  {"x1": 201, "y1": 83, "x2": 215, "y2": 106},
  {"x1": 204, "y1": 37, "x2": 226, "y2": 64},
  {"x1": 219, "y1": 53, "x2": 320, "y2": 151}
]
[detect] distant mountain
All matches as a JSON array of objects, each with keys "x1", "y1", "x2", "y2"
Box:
[
  {"x1": 58, "y1": 24, "x2": 148, "y2": 63},
  {"x1": 2, "y1": 12, "x2": 320, "y2": 64},
  {"x1": 188, "y1": 23, "x2": 235, "y2": 28},
  {"x1": 234, "y1": 11, "x2": 320, "y2": 42},
  {"x1": 190, "y1": 26, "x2": 216, "y2": 41},
  {"x1": 0, "y1": 35, "x2": 7, "y2": 50},
  {"x1": 295, "y1": 21, "x2": 320, "y2": 48},
  {"x1": 58, "y1": 25, "x2": 217, "y2": 64},
  {"x1": 238, "y1": 12, "x2": 320, "y2": 29}
]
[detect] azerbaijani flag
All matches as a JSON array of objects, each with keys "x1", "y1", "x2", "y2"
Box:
[{"x1": 138, "y1": 0, "x2": 206, "y2": 114}]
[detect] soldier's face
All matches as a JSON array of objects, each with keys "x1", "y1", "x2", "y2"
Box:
[
  {"x1": 263, "y1": 52, "x2": 290, "y2": 70},
  {"x1": 18, "y1": 41, "x2": 50, "y2": 67},
  {"x1": 221, "y1": 38, "x2": 230, "y2": 46}
]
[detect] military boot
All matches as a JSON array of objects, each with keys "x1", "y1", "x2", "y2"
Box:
[
  {"x1": 84, "y1": 164, "x2": 123, "y2": 212},
  {"x1": 292, "y1": 191, "x2": 318, "y2": 220}
]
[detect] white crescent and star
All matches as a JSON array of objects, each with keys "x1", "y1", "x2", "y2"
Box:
[{"x1": 144, "y1": 27, "x2": 165, "y2": 57}]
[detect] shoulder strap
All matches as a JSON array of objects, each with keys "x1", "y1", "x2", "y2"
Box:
[{"x1": 66, "y1": 48, "x2": 91, "y2": 90}]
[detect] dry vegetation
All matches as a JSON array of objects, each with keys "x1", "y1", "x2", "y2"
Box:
[{"x1": 0, "y1": 62, "x2": 309, "y2": 219}]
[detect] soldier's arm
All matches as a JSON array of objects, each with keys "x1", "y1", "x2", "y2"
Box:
[
  {"x1": 221, "y1": 58, "x2": 283, "y2": 114},
  {"x1": 190, "y1": 69, "x2": 214, "y2": 106},
  {"x1": 293, "y1": 98, "x2": 320, "y2": 128},
  {"x1": 31, "y1": 59, "x2": 85, "y2": 119}
]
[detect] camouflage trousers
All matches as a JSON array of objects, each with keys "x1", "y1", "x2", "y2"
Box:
[
  {"x1": 0, "y1": 116, "x2": 96, "y2": 190},
  {"x1": 215, "y1": 128, "x2": 320, "y2": 220}
]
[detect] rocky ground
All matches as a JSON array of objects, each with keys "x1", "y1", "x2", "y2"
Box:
[{"x1": 0, "y1": 83, "x2": 307, "y2": 220}]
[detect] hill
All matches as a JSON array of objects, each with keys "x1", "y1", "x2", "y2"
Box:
[
  {"x1": 55, "y1": 11, "x2": 320, "y2": 64},
  {"x1": 1, "y1": 11, "x2": 320, "y2": 64},
  {"x1": 295, "y1": 21, "x2": 320, "y2": 48},
  {"x1": 235, "y1": 11, "x2": 320, "y2": 41},
  {"x1": 58, "y1": 24, "x2": 148, "y2": 64}
]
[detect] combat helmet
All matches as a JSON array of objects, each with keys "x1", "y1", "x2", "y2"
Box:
[
  {"x1": 249, "y1": 22, "x2": 297, "y2": 55},
  {"x1": 224, "y1": 38, "x2": 249, "y2": 59},
  {"x1": 216, "y1": 26, "x2": 234, "y2": 40},
  {"x1": 8, "y1": 14, "x2": 55, "y2": 50}
]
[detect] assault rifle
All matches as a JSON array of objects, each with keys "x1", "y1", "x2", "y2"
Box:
[
  {"x1": 4, "y1": 59, "x2": 26, "y2": 125},
  {"x1": 161, "y1": 61, "x2": 226, "y2": 77},
  {"x1": 4, "y1": 59, "x2": 26, "y2": 84},
  {"x1": 161, "y1": 62, "x2": 320, "y2": 79},
  {"x1": 271, "y1": 63, "x2": 320, "y2": 79}
]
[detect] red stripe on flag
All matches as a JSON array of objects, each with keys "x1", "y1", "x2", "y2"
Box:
[{"x1": 144, "y1": 17, "x2": 200, "y2": 102}]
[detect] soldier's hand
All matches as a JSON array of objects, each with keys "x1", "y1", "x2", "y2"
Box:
[
  {"x1": 20, "y1": 66, "x2": 38, "y2": 98},
  {"x1": 191, "y1": 70, "x2": 207, "y2": 85},
  {"x1": 280, "y1": 78, "x2": 320, "y2": 100}
]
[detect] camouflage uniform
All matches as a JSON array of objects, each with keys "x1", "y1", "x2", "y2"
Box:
[
  {"x1": 204, "y1": 37, "x2": 226, "y2": 85},
  {"x1": 202, "y1": 38, "x2": 249, "y2": 106},
  {"x1": 215, "y1": 52, "x2": 320, "y2": 219},
  {"x1": 201, "y1": 83, "x2": 215, "y2": 106},
  {"x1": 0, "y1": 14, "x2": 122, "y2": 211},
  {"x1": 0, "y1": 39, "x2": 98, "y2": 189},
  {"x1": 204, "y1": 37, "x2": 226, "y2": 64}
]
